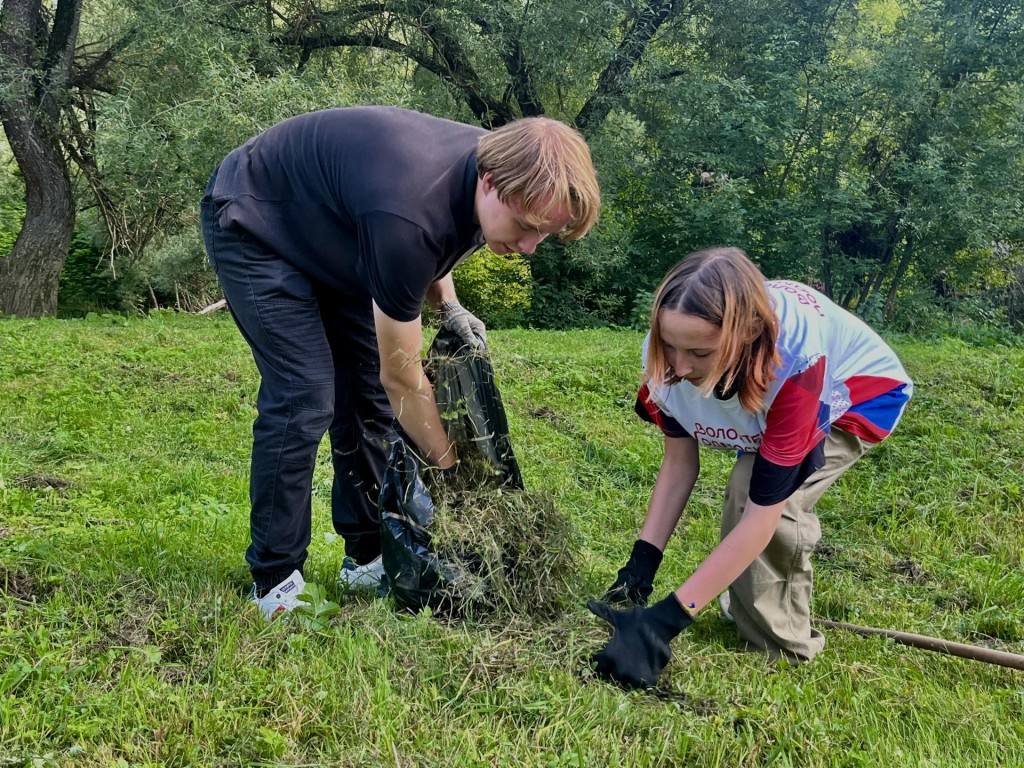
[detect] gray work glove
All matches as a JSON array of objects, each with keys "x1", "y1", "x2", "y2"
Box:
[{"x1": 439, "y1": 300, "x2": 486, "y2": 350}]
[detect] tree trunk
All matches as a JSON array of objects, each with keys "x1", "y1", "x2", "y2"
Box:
[
  {"x1": 0, "y1": 0, "x2": 82, "y2": 317},
  {"x1": 884, "y1": 233, "x2": 914, "y2": 319},
  {"x1": 575, "y1": 0, "x2": 688, "y2": 135}
]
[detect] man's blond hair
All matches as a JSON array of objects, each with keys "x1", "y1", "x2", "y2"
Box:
[{"x1": 477, "y1": 117, "x2": 600, "y2": 241}]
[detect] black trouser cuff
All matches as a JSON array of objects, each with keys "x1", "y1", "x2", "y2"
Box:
[{"x1": 345, "y1": 535, "x2": 382, "y2": 565}]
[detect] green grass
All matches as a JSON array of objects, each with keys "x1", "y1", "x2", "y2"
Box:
[{"x1": 1, "y1": 312, "x2": 1022, "y2": 767}]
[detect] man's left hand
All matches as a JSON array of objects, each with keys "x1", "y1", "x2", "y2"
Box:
[{"x1": 439, "y1": 301, "x2": 486, "y2": 349}]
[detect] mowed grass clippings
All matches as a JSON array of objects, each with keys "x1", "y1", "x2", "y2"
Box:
[
  {"x1": 425, "y1": 444, "x2": 580, "y2": 622},
  {"x1": 421, "y1": 338, "x2": 579, "y2": 623},
  {"x1": 0, "y1": 313, "x2": 1021, "y2": 766}
]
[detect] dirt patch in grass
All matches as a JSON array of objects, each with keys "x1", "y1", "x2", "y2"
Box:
[
  {"x1": 813, "y1": 543, "x2": 866, "y2": 574},
  {"x1": 14, "y1": 473, "x2": 73, "y2": 491},
  {"x1": 528, "y1": 405, "x2": 563, "y2": 423},
  {"x1": 158, "y1": 664, "x2": 191, "y2": 686},
  {"x1": 935, "y1": 593, "x2": 976, "y2": 612},
  {"x1": 83, "y1": 583, "x2": 164, "y2": 658},
  {"x1": 0, "y1": 567, "x2": 38, "y2": 601},
  {"x1": 892, "y1": 558, "x2": 930, "y2": 584},
  {"x1": 814, "y1": 542, "x2": 839, "y2": 559},
  {"x1": 649, "y1": 688, "x2": 719, "y2": 716}
]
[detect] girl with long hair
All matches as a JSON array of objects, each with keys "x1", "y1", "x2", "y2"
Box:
[{"x1": 590, "y1": 247, "x2": 912, "y2": 688}]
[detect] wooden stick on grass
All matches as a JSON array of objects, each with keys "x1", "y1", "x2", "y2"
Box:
[{"x1": 816, "y1": 619, "x2": 1024, "y2": 671}]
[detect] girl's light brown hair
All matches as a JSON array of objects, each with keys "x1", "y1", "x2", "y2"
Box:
[
  {"x1": 646, "y1": 247, "x2": 780, "y2": 413},
  {"x1": 477, "y1": 117, "x2": 600, "y2": 241}
]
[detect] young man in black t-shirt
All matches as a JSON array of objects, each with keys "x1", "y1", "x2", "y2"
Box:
[{"x1": 200, "y1": 106, "x2": 600, "y2": 618}]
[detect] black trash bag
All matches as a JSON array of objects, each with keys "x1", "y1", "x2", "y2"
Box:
[
  {"x1": 378, "y1": 438, "x2": 444, "y2": 612},
  {"x1": 380, "y1": 328, "x2": 528, "y2": 614},
  {"x1": 426, "y1": 327, "x2": 523, "y2": 489}
]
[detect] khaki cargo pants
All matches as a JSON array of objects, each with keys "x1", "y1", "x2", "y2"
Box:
[{"x1": 719, "y1": 428, "x2": 873, "y2": 663}]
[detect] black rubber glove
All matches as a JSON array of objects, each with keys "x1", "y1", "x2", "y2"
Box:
[
  {"x1": 587, "y1": 594, "x2": 694, "y2": 689},
  {"x1": 439, "y1": 300, "x2": 486, "y2": 349},
  {"x1": 601, "y1": 539, "x2": 663, "y2": 607}
]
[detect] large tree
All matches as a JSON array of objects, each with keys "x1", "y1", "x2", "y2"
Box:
[
  {"x1": 5, "y1": 0, "x2": 1021, "y2": 326},
  {"x1": 10, "y1": 0, "x2": 691, "y2": 316},
  {"x1": 582, "y1": 0, "x2": 1024, "y2": 323},
  {"x1": 0, "y1": 0, "x2": 82, "y2": 317},
  {"x1": 257, "y1": 0, "x2": 695, "y2": 129}
]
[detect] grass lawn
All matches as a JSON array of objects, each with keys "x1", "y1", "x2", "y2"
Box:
[{"x1": 1, "y1": 312, "x2": 1022, "y2": 767}]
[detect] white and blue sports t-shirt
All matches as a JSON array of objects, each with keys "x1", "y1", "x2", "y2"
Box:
[{"x1": 636, "y1": 281, "x2": 912, "y2": 504}]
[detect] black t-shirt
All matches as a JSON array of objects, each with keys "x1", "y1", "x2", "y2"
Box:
[{"x1": 210, "y1": 106, "x2": 485, "y2": 321}]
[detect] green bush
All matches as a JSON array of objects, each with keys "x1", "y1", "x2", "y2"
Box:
[
  {"x1": 0, "y1": 195, "x2": 24, "y2": 255},
  {"x1": 885, "y1": 285, "x2": 1024, "y2": 347},
  {"x1": 627, "y1": 288, "x2": 655, "y2": 331},
  {"x1": 451, "y1": 246, "x2": 530, "y2": 328},
  {"x1": 57, "y1": 233, "x2": 127, "y2": 316},
  {"x1": 526, "y1": 282, "x2": 608, "y2": 330},
  {"x1": 139, "y1": 227, "x2": 221, "y2": 312}
]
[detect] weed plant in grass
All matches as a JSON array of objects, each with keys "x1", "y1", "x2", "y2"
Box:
[{"x1": 1, "y1": 314, "x2": 1023, "y2": 766}]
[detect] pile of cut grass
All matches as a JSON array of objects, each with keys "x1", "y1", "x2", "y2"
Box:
[
  {"x1": 409, "y1": 332, "x2": 580, "y2": 621},
  {"x1": 424, "y1": 443, "x2": 580, "y2": 621}
]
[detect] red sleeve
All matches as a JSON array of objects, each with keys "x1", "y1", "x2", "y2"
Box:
[
  {"x1": 759, "y1": 356, "x2": 830, "y2": 467},
  {"x1": 635, "y1": 383, "x2": 691, "y2": 439}
]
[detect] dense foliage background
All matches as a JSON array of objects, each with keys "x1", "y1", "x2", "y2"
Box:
[
  {"x1": 3, "y1": 5, "x2": 1022, "y2": 763},
  {"x1": 1, "y1": 0, "x2": 1023, "y2": 332}
]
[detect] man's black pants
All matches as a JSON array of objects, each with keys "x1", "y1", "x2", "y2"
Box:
[{"x1": 201, "y1": 192, "x2": 395, "y2": 593}]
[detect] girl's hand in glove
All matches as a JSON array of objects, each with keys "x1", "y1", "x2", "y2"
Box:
[
  {"x1": 600, "y1": 539, "x2": 663, "y2": 607},
  {"x1": 587, "y1": 594, "x2": 694, "y2": 689}
]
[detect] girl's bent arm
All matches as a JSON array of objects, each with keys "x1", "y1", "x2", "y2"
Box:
[{"x1": 673, "y1": 497, "x2": 786, "y2": 614}]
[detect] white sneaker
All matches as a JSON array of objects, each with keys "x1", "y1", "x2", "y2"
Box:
[
  {"x1": 338, "y1": 555, "x2": 388, "y2": 596},
  {"x1": 719, "y1": 591, "x2": 735, "y2": 622},
  {"x1": 250, "y1": 569, "x2": 306, "y2": 620}
]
